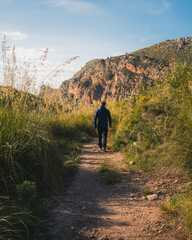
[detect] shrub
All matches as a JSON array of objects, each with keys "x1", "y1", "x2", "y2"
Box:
[{"x1": 16, "y1": 181, "x2": 36, "y2": 207}]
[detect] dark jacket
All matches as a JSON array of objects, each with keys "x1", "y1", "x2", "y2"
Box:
[{"x1": 94, "y1": 106, "x2": 112, "y2": 129}]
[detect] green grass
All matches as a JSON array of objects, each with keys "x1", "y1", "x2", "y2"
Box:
[
  {"x1": 99, "y1": 161, "x2": 118, "y2": 185},
  {"x1": 0, "y1": 88, "x2": 96, "y2": 239},
  {"x1": 0, "y1": 67, "x2": 97, "y2": 238},
  {"x1": 0, "y1": 96, "x2": 96, "y2": 238},
  {"x1": 109, "y1": 63, "x2": 192, "y2": 234},
  {"x1": 142, "y1": 189, "x2": 155, "y2": 196},
  {"x1": 0, "y1": 199, "x2": 35, "y2": 240},
  {"x1": 161, "y1": 187, "x2": 192, "y2": 233},
  {"x1": 0, "y1": 39, "x2": 98, "y2": 238}
]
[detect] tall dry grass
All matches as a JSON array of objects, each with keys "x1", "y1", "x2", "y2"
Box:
[{"x1": 0, "y1": 37, "x2": 95, "y2": 239}]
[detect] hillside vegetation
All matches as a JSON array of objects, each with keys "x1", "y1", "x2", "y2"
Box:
[
  {"x1": 133, "y1": 37, "x2": 192, "y2": 64},
  {"x1": 110, "y1": 63, "x2": 192, "y2": 234}
]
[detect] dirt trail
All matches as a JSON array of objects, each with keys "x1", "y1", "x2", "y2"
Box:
[{"x1": 51, "y1": 139, "x2": 182, "y2": 240}]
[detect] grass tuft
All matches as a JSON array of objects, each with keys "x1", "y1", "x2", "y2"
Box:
[{"x1": 99, "y1": 161, "x2": 118, "y2": 185}]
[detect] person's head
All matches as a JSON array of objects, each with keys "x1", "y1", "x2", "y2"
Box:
[{"x1": 101, "y1": 101, "x2": 106, "y2": 106}]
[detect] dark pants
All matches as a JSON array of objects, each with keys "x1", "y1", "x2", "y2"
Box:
[{"x1": 98, "y1": 127, "x2": 108, "y2": 149}]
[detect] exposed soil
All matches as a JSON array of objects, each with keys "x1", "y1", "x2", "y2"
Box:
[{"x1": 50, "y1": 139, "x2": 188, "y2": 240}]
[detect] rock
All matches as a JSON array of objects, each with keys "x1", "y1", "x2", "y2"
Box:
[
  {"x1": 161, "y1": 224, "x2": 165, "y2": 229},
  {"x1": 186, "y1": 182, "x2": 192, "y2": 187},
  {"x1": 164, "y1": 194, "x2": 170, "y2": 201},
  {"x1": 130, "y1": 161, "x2": 135, "y2": 165},
  {"x1": 157, "y1": 191, "x2": 162, "y2": 196},
  {"x1": 178, "y1": 41, "x2": 186, "y2": 50},
  {"x1": 40, "y1": 37, "x2": 192, "y2": 105},
  {"x1": 142, "y1": 196, "x2": 147, "y2": 200},
  {"x1": 147, "y1": 194, "x2": 158, "y2": 201}
]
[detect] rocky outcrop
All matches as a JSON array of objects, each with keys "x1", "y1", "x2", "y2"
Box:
[
  {"x1": 40, "y1": 55, "x2": 167, "y2": 103},
  {"x1": 40, "y1": 37, "x2": 192, "y2": 103}
]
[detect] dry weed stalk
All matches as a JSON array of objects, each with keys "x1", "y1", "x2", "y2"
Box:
[{"x1": 0, "y1": 35, "x2": 79, "y2": 96}]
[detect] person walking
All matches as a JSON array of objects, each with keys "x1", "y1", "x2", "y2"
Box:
[{"x1": 94, "y1": 101, "x2": 112, "y2": 152}]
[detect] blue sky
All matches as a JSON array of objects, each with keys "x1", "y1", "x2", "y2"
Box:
[{"x1": 0, "y1": 0, "x2": 192, "y2": 88}]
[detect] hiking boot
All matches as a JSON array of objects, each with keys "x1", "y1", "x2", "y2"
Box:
[
  {"x1": 103, "y1": 148, "x2": 106, "y2": 152},
  {"x1": 98, "y1": 147, "x2": 102, "y2": 152}
]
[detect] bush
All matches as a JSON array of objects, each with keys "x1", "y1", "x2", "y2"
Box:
[
  {"x1": 16, "y1": 181, "x2": 36, "y2": 207},
  {"x1": 109, "y1": 63, "x2": 192, "y2": 233}
]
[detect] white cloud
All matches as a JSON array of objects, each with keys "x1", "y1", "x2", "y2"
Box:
[
  {"x1": 148, "y1": 0, "x2": 170, "y2": 15},
  {"x1": 15, "y1": 47, "x2": 46, "y2": 61},
  {"x1": 1, "y1": 31, "x2": 27, "y2": 40},
  {"x1": 41, "y1": 0, "x2": 102, "y2": 14},
  {"x1": 127, "y1": 0, "x2": 170, "y2": 16}
]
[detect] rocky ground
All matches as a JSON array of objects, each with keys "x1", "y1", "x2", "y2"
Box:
[{"x1": 50, "y1": 139, "x2": 189, "y2": 240}]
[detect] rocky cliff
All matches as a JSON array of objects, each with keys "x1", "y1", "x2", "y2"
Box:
[{"x1": 40, "y1": 37, "x2": 192, "y2": 103}]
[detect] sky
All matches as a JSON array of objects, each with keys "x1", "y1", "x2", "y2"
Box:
[{"x1": 0, "y1": 0, "x2": 192, "y2": 89}]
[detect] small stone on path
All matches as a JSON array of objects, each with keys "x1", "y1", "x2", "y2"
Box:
[
  {"x1": 186, "y1": 182, "x2": 192, "y2": 186},
  {"x1": 130, "y1": 161, "x2": 135, "y2": 165},
  {"x1": 147, "y1": 194, "x2": 158, "y2": 201}
]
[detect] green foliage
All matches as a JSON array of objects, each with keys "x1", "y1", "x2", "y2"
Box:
[
  {"x1": 162, "y1": 188, "x2": 192, "y2": 233},
  {"x1": 0, "y1": 39, "x2": 96, "y2": 239},
  {"x1": 106, "y1": 68, "x2": 114, "y2": 80},
  {"x1": 111, "y1": 63, "x2": 192, "y2": 177},
  {"x1": 121, "y1": 67, "x2": 137, "y2": 78},
  {"x1": 0, "y1": 196, "x2": 37, "y2": 240},
  {"x1": 99, "y1": 162, "x2": 108, "y2": 173},
  {"x1": 16, "y1": 181, "x2": 36, "y2": 207},
  {"x1": 161, "y1": 194, "x2": 181, "y2": 217},
  {"x1": 142, "y1": 189, "x2": 154, "y2": 196},
  {"x1": 0, "y1": 95, "x2": 96, "y2": 238},
  {"x1": 110, "y1": 62, "x2": 192, "y2": 233},
  {"x1": 132, "y1": 37, "x2": 192, "y2": 65}
]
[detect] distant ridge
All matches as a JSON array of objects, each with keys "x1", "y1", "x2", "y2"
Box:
[
  {"x1": 133, "y1": 36, "x2": 192, "y2": 63},
  {"x1": 40, "y1": 36, "x2": 192, "y2": 103}
]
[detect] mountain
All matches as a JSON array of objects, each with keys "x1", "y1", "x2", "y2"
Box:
[{"x1": 39, "y1": 37, "x2": 192, "y2": 103}]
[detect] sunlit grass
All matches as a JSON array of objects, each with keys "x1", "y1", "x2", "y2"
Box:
[
  {"x1": 109, "y1": 63, "x2": 192, "y2": 233},
  {"x1": 0, "y1": 37, "x2": 94, "y2": 238}
]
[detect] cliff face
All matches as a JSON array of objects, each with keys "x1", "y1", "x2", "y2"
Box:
[
  {"x1": 39, "y1": 37, "x2": 192, "y2": 103},
  {"x1": 40, "y1": 55, "x2": 167, "y2": 103}
]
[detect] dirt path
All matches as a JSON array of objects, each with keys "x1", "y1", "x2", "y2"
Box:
[{"x1": 50, "y1": 139, "x2": 183, "y2": 240}]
